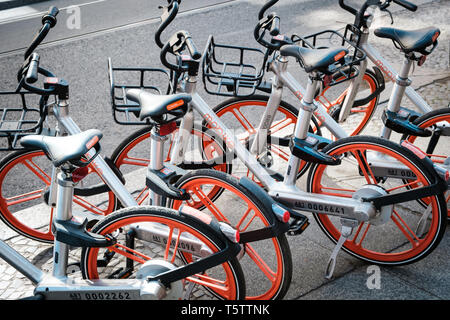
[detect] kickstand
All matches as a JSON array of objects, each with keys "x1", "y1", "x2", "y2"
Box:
[{"x1": 325, "y1": 225, "x2": 353, "y2": 280}]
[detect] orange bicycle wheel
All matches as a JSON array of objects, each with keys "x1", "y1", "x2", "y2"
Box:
[
  {"x1": 169, "y1": 169, "x2": 292, "y2": 300},
  {"x1": 0, "y1": 149, "x2": 116, "y2": 242},
  {"x1": 81, "y1": 206, "x2": 245, "y2": 300},
  {"x1": 307, "y1": 136, "x2": 446, "y2": 265}
]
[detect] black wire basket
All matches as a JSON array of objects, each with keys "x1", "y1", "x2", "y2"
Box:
[
  {"x1": 202, "y1": 35, "x2": 269, "y2": 97},
  {"x1": 108, "y1": 58, "x2": 173, "y2": 125},
  {"x1": 0, "y1": 91, "x2": 47, "y2": 151}
]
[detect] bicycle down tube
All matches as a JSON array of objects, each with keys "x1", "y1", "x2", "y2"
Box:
[{"x1": 170, "y1": 80, "x2": 379, "y2": 223}]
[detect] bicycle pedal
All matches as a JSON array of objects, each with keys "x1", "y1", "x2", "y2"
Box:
[{"x1": 287, "y1": 217, "x2": 310, "y2": 236}]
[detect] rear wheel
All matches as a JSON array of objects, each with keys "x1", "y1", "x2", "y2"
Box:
[{"x1": 110, "y1": 125, "x2": 231, "y2": 207}]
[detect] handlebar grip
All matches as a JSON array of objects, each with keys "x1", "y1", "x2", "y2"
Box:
[
  {"x1": 25, "y1": 53, "x2": 40, "y2": 84},
  {"x1": 393, "y1": 0, "x2": 417, "y2": 11},
  {"x1": 270, "y1": 16, "x2": 280, "y2": 36},
  {"x1": 42, "y1": 6, "x2": 59, "y2": 27},
  {"x1": 185, "y1": 37, "x2": 201, "y2": 60}
]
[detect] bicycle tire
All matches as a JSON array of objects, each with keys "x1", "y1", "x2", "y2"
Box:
[
  {"x1": 307, "y1": 135, "x2": 447, "y2": 266},
  {"x1": 80, "y1": 205, "x2": 246, "y2": 300},
  {"x1": 0, "y1": 148, "x2": 116, "y2": 243},
  {"x1": 168, "y1": 168, "x2": 293, "y2": 300},
  {"x1": 403, "y1": 107, "x2": 450, "y2": 219}
]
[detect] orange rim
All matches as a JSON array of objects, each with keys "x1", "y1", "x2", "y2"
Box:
[
  {"x1": 213, "y1": 100, "x2": 306, "y2": 179},
  {"x1": 0, "y1": 151, "x2": 114, "y2": 242},
  {"x1": 406, "y1": 114, "x2": 450, "y2": 217},
  {"x1": 85, "y1": 215, "x2": 239, "y2": 300},
  {"x1": 311, "y1": 143, "x2": 441, "y2": 263},
  {"x1": 171, "y1": 176, "x2": 285, "y2": 300},
  {"x1": 315, "y1": 73, "x2": 378, "y2": 136}
]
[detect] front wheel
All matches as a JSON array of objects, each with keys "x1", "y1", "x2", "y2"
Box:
[
  {"x1": 307, "y1": 136, "x2": 447, "y2": 266},
  {"x1": 0, "y1": 149, "x2": 116, "y2": 243},
  {"x1": 403, "y1": 108, "x2": 450, "y2": 219},
  {"x1": 168, "y1": 169, "x2": 292, "y2": 300},
  {"x1": 81, "y1": 206, "x2": 246, "y2": 300}
]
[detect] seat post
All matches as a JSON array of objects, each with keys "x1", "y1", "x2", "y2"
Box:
[
  {"x1": 294, "y1": 75, "x2": 319, "y2": 140},
  {"x1": 52, "y1": 168, "x2": 75, "y2": 279},
  {"x1": 148, "y1": 125, "x2": 167, "y2": 206},
  {"x1": 283, "y1": 75, "x2": 319, "y2": 186},
  {"x1": 381, "y1": 56, "x2": 414, "y2": 139}
]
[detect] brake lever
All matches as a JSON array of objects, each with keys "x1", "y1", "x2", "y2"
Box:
[{"x1": 380, "y1": 6, "x2": 394, "y2": 24}]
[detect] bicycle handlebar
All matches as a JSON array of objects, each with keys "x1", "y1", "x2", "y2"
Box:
[
  {"x1": 270, "y1": 15, "x2": 280, "y2": 36},
  {"x1": 24, "y1": 6, "x2": 59, "y2": 59},
  {"x1": 156, "y1": 1, "x2": 202, "y2": 73},
  {"x1": 254, "y1": 12, "x2": 282, "y2": 50},
  {"x1": 258, "y1": 0, "x2": 279, "y2": 20},
  {"x1": 25, "y1": 53, "x2": 40, "y2": 84},
  {"x1": 392, "y1": 0, "x2": 417, "y2": 11},
  {"x1": 17, "y1": 7, "x2": 59, "y2": 95},
  {"x1": 155, "y1": 0, "x2": 181, "y2": 49},
  {"x1": 338, "y1": 0, "x2": 417, "y2": 25}
]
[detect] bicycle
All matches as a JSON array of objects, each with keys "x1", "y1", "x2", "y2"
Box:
[
  {"x1": 206, "y1": 0, "x2": 450, "y2": 218},
  {"x1": 106, "y1": 0, "x2": 448, "y2": 280},
  {"x1": 0, "y1": 5, "x2": 293, "y2": 301},
  {"x1": 0, "y1": 126, "x2": 247, "y2": 300}
]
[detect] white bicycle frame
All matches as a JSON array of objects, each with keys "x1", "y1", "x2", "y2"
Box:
[
  {"x1": 338, "y1": 27, "x2": 434, "y2": 133},
  {"x1": 168, "y1": 73, "x2": 379, "y2": 224}
]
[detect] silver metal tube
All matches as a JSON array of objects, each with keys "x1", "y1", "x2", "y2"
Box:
[
  {"x1": 277, "y1": 70, "x2": 349, "y2": 139},
  {"x1": 338, "y1": 58, "x2": 368, "y2": 122},
  {"x1": 149, "y1": 127, "x2": 164, "y2": 206},
  {"x1": 0, "y1": 239, "x2": 45, "y2": 285},
  {"x1": 362, "y1": 42, "x2": 433, "y2": 113},
  {"x1": 52, "y1": 172, "x2": 74, "y2": 279},
  {"x1": 381, "y1": 59, "x2": 413, "y2": 139},
  {"x1": 250, "y1": 80, "x2": 284, "y2": 155}
]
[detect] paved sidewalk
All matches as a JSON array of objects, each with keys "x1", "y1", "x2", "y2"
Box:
[{"x1": 0, "y1": 0, "x2": 449, "y2": 301}]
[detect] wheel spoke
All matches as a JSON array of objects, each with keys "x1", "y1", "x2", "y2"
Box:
[
  {"x1": 244, "y1": 244, "x2": 276, "y2": 283},
  {"x1": 5, "y1": 189, "x2": 44, "y2": 206},
  {"x1": 73, "y1": 195, "x2": 107, "y2": 216},
  {"x1": 191, "y1": 187, "x2": 229, "y2": 222},
  {"x1": 121, "y1": 156, "x2": 149, "y2": 167},
  {"x1": 391, "y1": 210, "x2": 421, "y2": 247},
  {"x1": 22, "y1": 159, "x2": 51, "y2": 185}
]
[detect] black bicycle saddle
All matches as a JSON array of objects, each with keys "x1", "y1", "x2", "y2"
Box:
[
  {"x1": 374, "y1": 27, "x2": 440, "y2": 54},
  {"x1": 279, "y1": 45, "x2": 349, "y2": 74},
  {"x1": 20, "y1": 129, "x2": 102, "y2": 167}
]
